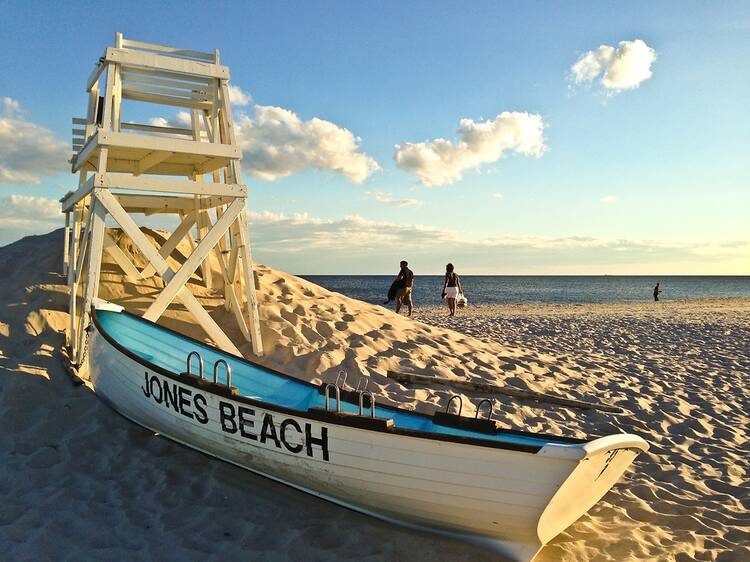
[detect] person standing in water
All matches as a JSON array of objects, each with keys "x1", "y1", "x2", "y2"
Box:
[
  {"x1": 394, "y1": 260, "x2": 414, "y2": 317},
  {"x1": 442, "y1": 263, "x2": 463, "y2": 316},
  {"x1": 653, "y1": 282, "x2": 661, "y2": 301}
]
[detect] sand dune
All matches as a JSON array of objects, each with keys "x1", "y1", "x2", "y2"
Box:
[{"x1": 1, "y1": 228, "x2": 748, "y2": 560}]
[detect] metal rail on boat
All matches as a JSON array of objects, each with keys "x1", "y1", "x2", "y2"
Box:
[
  {"x1": 213, "y1": 359, "x2": 231, "y2": 387},
  {"x1": 446, "y1": 394, "x2": 463, "y2": 415},
  {"x1": 185, "y1": 351, "x2": 233, "y2": 391},
  {"x1": 355, "y1": 377, "x2": 376, "y2": 418},
  {"x1": 434, "y1": 395, "x2": 501, "y2": 435},
  {"x1": 322, "y1": 370, "x2": 377, "y2": 419},
  {"x1": 476, "y1": 398, "x2": 494, "y2": 420},
  {"x1": 186, "y1": 351, "x2": 204, "y2": 379},
  {"x1": 335, "y1": 370, "x2": 348, "y2": 389},
  {"x1": 324, "y1": 383, "x2": 342, "y2": 412}
]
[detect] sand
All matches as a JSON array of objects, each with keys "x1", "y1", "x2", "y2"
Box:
[{"x1": 1, "y1": 228, "x2": 748, "y2": 561}]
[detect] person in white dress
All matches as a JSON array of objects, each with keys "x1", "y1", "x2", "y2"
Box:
[{"x1": 441, "y1": 263, "x2": 463, "y2": 316}]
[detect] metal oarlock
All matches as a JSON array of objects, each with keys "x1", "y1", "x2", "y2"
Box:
[
  {"x1": 186, "y1": 351, "x2": 204, "y2": 380},
  {"x1": 475, "y1": 399, "x2": 494, "y2": 420},
  {"x1": 213, "y1": 359, "x2": 231, "y2": 387},
  {"x1": 446, "y1": 395, "x2": 463, "y2": 416},
  {"x1": 335, "y1": 369, "x2": 348, "y2": 390},
  {"x1": 324, "y1": 383, "x2": 342, "y2": 413},
  {"x1": 358, "y1": 390, "x2": 376, "y2": 418},
  {"x1": 355, "y1": 377, "x2": 376, "y2": 417},
  {"x1": 355, "y1": 377, "x2": 368, "y2": 393}
]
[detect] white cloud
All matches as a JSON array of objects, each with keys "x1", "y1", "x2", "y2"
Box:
[
  {"x1": 394, "y1": 112, "x2": 546, "y2": 187},
  {"x1": 2, "y1": 97, "x2": 21, "y2": 116},
  {"x1": 492, "y1": 193, "x2": 503, "y2": 199},
  {"x1": 0, "y1": 194, "x2": 60, "y2": 224},
  {"x1": 570, "y1": 39, "x2": 656, "y2": 93},
  {"x1": 249, "y1": 212, "x2": 448, "y2": 252},
  {"x1": 149, "y1": 87, "x2": 251, "y2": 127},
  {"x1": 235, "y1": 105, "x2": 379, "y2": 183},
  {"x1": 363, "y1": 191, "x2": 423, "y2": 207},
  {"x1": 245, "y1": 211, "x2": 750, "y2": 274},
  {"x1": 599, "y1": 195, "x2": 617, "y2": 203},
  {"x1": 0, "y1": 98, "x2": 69, "y2": 184},
  {"x1": 0, "y1": 194, "x2": 62, "y2": 246},
  {"x1": 148, "y1": 111, "x2": 192, "y2": 129},
  {"x1": 151, "y1": 87, "x2": 379, "y2": 184},
  {"x1": 0, "y1": 169, "x2": 42, "y2": 184},
  {"x1": 227, "y1": 85, "x2": 251, "y2": 106}
]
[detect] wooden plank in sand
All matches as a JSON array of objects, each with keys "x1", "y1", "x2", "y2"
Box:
[{"x1": 386, "y1": 370, "x2": 623, "y2": 414}]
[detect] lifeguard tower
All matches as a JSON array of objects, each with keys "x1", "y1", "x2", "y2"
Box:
[{"x1": 62, "y1": 33, "x2": 263, "y2": 366}]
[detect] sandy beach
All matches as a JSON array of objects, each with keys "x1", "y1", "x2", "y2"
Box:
[
  {"x1": 416, "y1": 301, "x2": 750, "y2": 560},
  {"x1": 1, "y1": 229, "x2": 748, "y2": 561}
]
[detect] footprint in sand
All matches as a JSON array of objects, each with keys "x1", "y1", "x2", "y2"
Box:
[
  {"x1": 348, "y1": 334, "x2": 366, "y2": 348},
  {"x1": 316, "y1": 321, "x2": 334, "y2": 338},
  {"x1": 300, "y1": 325, "x2": 324, "y2": 345},
  {"x1": 279, "y1": 309, "x2": 299, "y2": 326},
  {"x1": 363, "y1": 329, "x2": 383, "y2": 340},
  {"x1": 450, "y1": 366, "x2": 468, "y2": 378},
  {"x1": 280, "y1": 326, "x2": 296, "y2": 339}
]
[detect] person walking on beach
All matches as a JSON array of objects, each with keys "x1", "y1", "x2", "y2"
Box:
[
  {"x1": 442, "y1": 263, "x2": 463, "y2": 316},
  {"x1": 653, "y1": 282, "x2": 661, "y2": 302},
  {"x1": 394, "y1": 260, "x2": 414, "y2": 317}
]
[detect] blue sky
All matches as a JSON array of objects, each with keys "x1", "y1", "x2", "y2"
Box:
[{"x1": 1, "y1": 1, "x2": 748, "y2": 273}]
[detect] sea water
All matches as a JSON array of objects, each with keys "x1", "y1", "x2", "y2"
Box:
[{"x1": 300, "y1": 275, "x2": 750, "y2": 307}]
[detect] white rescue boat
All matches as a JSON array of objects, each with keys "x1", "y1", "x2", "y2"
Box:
[{"x1": 87, "y1": 302, "x2": 648, "y2": 561}]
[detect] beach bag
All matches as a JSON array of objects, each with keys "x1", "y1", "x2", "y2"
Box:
[
  {"x1": 384, "y1": 279, "x2": 404, "y2": 304},
  {"x1": 456, "y1": 293, "x2": 468, "y2": 308}
]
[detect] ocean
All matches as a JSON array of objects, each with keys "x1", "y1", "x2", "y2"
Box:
[{"x1": 299, "y1": 275, "x2": 750, "y2": 307}]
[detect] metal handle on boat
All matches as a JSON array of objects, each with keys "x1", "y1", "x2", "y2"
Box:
[
  {"x1": 475, "y1": 399, "x2": 494, "y2": 420},
  {"x1": 355, "y1": 377, "x2": 369, "y2": 393},
  {"x1": 446, "y1": 395, "x2": 463, "y2": 416},
  {"x1": 324, "y1": 383, "x2": 342, "y2": 413},
  {"x1": 335, "y1": 369, "x2": 348, "y2": 390},
  {"x1": 358, "y1": 390, "x2": 376, "y2": 418},
  {"x1": 186, "y1": 351, "x2": 204, "y2": 380},
  {"x1": 213, "y1": 359, "x2": 231, "y2": 387},
  {"x1": 355, "y1": 377, "x2": 375, "y2": 418}
]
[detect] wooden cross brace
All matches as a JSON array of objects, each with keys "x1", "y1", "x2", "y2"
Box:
[{"x1": 96, "y1": 189, "x2": 242, "y2": 356}]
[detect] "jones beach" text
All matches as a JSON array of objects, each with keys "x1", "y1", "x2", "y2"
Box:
[{"x1": 140, "y1": 372, "x2": 329, "y2": 461}]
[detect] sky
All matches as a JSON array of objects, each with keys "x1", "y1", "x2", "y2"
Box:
[{"x1": 1, "y1": 1, "x2": 748, "y2": 274}]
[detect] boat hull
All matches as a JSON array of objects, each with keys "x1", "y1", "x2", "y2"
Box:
[{"x1": 87, "y1": 319, "x2": 646, "y2": 561}]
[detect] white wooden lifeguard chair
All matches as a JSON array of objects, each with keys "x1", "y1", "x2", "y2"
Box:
[{"x1": 62, "y1": 32, "x2": 263, "y2": 367}]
